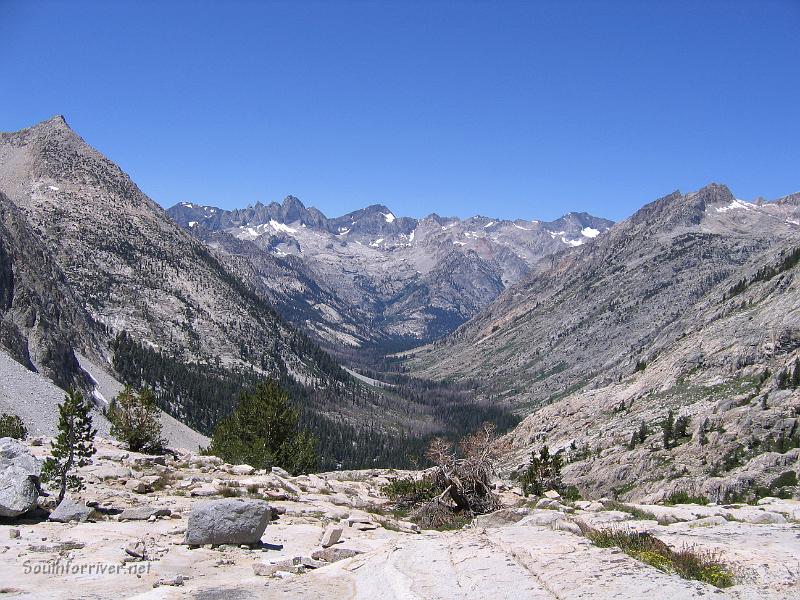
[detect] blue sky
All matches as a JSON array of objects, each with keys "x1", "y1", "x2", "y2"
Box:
[{"x1": 1, "y1": 1, "x2": 798, "y2": 222}]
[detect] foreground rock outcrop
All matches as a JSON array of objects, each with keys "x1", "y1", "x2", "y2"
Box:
[
  {"x1": 0, "y1": 437, "x2": 41, "y2": 517},
  {"x1": 0, "y1": 437, "x2": 797, "y2": 599}
]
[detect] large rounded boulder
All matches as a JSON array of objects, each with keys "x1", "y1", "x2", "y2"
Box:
[
  {"x1": 184, "y1": 498, "x2": 271, "y2": 546},
  {"x1": 0, "y1": 437, "x2": 41, "y2": 517}
]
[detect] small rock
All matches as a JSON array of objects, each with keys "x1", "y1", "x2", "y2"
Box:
[
  {"x1": 473, "y1": 508, "x2": 531, "y2": 528},
  {"x1": 131, "y1": 455, "x2": 167, "y2": 467},
  {"x1": 685, "y1": 516, "x2": 728, "y2": 528},
  {"x1": 535, "y1": 498, "x2": 561, "y2": 510},
  {"x1": 311, "y1": 547, "x2": 363, "y2": 563},
  {"x1": 756, "y1": 497, "x2": 781, "y2": 505},
  {"x1": 153, "y1": 575, "x2": 185, "y2": 587},
  {"x1": 731, "y1": 509, "x2": 787, "y2": 524},
  {"x1": 9, "y1": 528, "x2": 20, "y2": 539},
  {"x1": 300, "y1": 556, "x2": 325, "y2": 569},
  {"x1": 551, "y1": 519, "x2": 582, "y2": 535},
  {"x1": 544, "y1": 490, "x2": 561, "y2": 500},
  {"x1": 232, "y1": 464, "x2": 255, "y2": 476},
  {"x1": 263, "y1": 490, "x2": 290, "y2": 501},
  {"x1": 190, "y1": 484, "x2": 218, "y2": 497},
  {"x1": 119, "y1": 506, "x2": 171, "y2": 521},
  {"x1": 87, "y1": 465, "x2": 132, "y2": 481},
  {"x1": 253, "y1": 562, "x2": 280, "y2": 577},
  {"x1": 125, "y1": 480, "x2": 150, "y2": 494},
  {"x1": 48, "y1": 498, "x2": 94, "y2": 523},
  {"x1": 321, "y1": 525, "x2": 343, "y2": 548},
  {"x1": 125, "y1": 539, "x2": 147, "y2": 560}
]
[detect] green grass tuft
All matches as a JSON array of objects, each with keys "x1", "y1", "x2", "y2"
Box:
[
  {"x1": 664, "y1": 491, "x2": 709, "y2": 505},
  {"x1": 579, "y1": 523, "x2": 734, "y2": 588}
]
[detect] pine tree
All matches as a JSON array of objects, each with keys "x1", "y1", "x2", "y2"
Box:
[
  {"x1": 674, "y1": 415, "x2": 690, "y2": 440},
  {"x1": 662, "y1": 410, "x2": 675, "y2": 449},
  {"x1": 206, "y1": 380, "x2": 318, "y2": 474},
  {"x1": 638, "y1": 421, "x2": 648, "y2": 445},
  {"x1": 108, "y1": 386, "x2": 165, "y2": 453},
  {"x1": 792, "y1": 358, "x2": 800, "y2": 388},
  {"x1": 776, "y1": 368, "x2": 789, "y2": 389},
  {"x1": 519, "y1": 445, "x2": 563, "y2": 496},
  {"x1": 699, "y1": 418, "x2": 710, "y2": 446},
  {"x1": 0, "y1": 413, "x2": 27, "y2": 439},
  {"x1": 41, "y1": 389, "x2": 97, "y2": 504}
]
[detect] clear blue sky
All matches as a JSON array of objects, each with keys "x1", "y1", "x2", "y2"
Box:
[{"x1": 1, "y1": 1, "x2": 797, "y2": 222}]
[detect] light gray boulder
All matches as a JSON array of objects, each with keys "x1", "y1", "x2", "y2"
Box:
[
  {"x1": 49, "y1": 498, "x2": 94, "y2": 523},
  {"x1": 184, "y1": 499, "x2": 271, "y2": 546},
  {"x1": 0, "y1": 437, "x2": 41, "y2": 517},
  {"x1": 321, "y1": 525, "x2": 343, "y2": 547},
  {"x1": 119, "y1": 506, "x2": 172, "y2": 521}
]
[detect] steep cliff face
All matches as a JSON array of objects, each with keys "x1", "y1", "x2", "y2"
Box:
[{"x1": 0, "y1": 191, "x2": 95, "y2": 389}]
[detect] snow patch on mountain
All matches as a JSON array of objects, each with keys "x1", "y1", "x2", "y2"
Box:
[
  {"x1": 270, "y1": 219, "x2": 297, "y2": 234},
  {"x1": 562, "y1": 237, "x2": 584, "y2": 247},
  {"x1": 581, "y1": 227, "x2": 600, "y2": 238},
  {"x1": 716, "y1": 199, "x2": 756, "y2": 213}
]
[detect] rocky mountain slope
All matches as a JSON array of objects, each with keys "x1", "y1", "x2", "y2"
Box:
[
  {"x1": 0, "y1": 116, "x2": 334, "y2": 381},
  {"x1": 0, "y1": 190, "x2": 99, "y2": 389},
  {"x1": 409, "y1": 184, "x2": 800, "y2": 500},
  {"x1": 168, "y1": 197, "x2": 612, "y2": 349}
]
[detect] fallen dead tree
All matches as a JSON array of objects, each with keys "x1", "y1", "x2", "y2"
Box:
[{"x1": 397, "y1": 423, "x2": 501, "y2": 529}]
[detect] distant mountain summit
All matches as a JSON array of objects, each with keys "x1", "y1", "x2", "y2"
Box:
[{"x1": 167, "y1": 197, "x2": 613, "y2": 349}]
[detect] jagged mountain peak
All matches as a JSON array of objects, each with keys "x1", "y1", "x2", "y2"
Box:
[
  {"x1": 686, "y1": 182, "x2": 734, "y2": 204},
  {"x1": 2, "y1": 115, "x2": 75, "y2": 145},
  {"x1": 41, "y1": 114, "x2": 70, "y2": 129}
]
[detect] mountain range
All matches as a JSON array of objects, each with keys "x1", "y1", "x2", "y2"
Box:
[
  {"x1": 1, "y1": 115, "x2": 798, "y2": 501},
  {"x1": 409, "y1": 184, "x2": 800, "y2": 500},
  {"x1": 168, "y1": 196, "x2": 612, "y2": 350}
]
